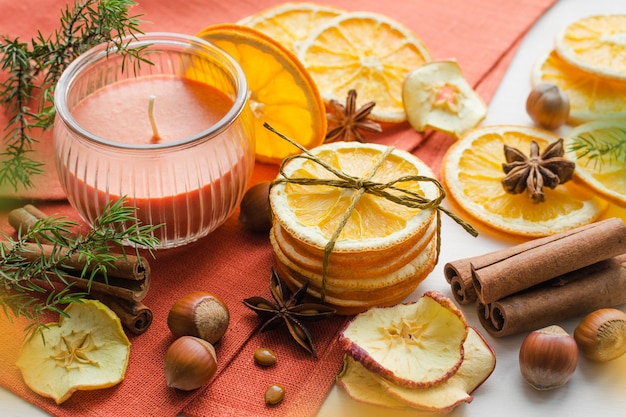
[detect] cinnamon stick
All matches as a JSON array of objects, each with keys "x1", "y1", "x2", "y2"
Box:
[
  {"x1": 8, "y1": 205, "x2": 72, "y2": 241},
  {"x1": 478, "y1": 254, "x2": 626, "y2": 337},
  {"x1": 7, "y1": 205, "x2": 151, "y2": 301},
  {"x1": 444, "y1": 220, "x2": 611, "y2": 304},
  {"x1": 6, "y1": 204, "x2": 154, "y2": 333},
  {"x1": 444, "y1": 257, "x2": 478, "y2": 304},
  {"x1": 3, "y1": 241, "x2": 150, "y2": 302},
  {"x1": 471, "y1": 218, "x2": 626, "y2": 304},
  {"x1": 32, "y1": 277, "x2": 153, "y2": 335},
  {"x1": 94, "y1": 293, "x2": 153, "y2": 335}
]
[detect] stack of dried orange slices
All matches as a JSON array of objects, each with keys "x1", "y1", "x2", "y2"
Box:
[
  {"x1": 269, "y1": 140, "x2": 444, "y2": 315},
  {"x1": 532, "y1": 14, "x2": 626, "y2": 124}
]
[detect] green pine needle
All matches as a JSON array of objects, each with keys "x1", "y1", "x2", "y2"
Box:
[
  {"x1": 568, "y1": 126, "x2": 626, "y2": 169},
  {"x1": 0, "y1": 196, "x2": 160, "y2": 334},
  {"x1": 0, "y1": 0, "x2": 147, "y2": 190}
]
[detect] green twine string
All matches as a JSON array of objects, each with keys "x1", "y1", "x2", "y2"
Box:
[{"x1": 265, "y1": 123, "x2": 478, "y2": 303}]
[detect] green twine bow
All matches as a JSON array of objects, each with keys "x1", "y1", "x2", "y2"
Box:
[{"x1": 265, "y1": 123, "x2": 477, "y2": 303}]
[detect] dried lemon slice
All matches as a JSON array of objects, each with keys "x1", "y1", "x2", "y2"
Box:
[
  {"x1": 555, "y1": 15, "x2": 626, "y2": 81},
  {"x1": 297, "y1": 12, "x2": 432, "y2": 123},
  {"x1": 16, "y1": 300, "x2": 131, "y2": 404},
  {"x1": 531, "y1": 50, "x2": 626, "y2": 124},
  {"x1": 339, "y1": 291, "x2": 468, "y2": 388},
  {"x1": 403, "y1": 60, "x2": 487, "y2": 138},
  {"x1": 564, "y1": 120, "x2": 626, "y2": 207}
]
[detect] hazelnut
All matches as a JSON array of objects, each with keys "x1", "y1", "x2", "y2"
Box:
[
  {"x1": 518, "y1": 325, "x2": 578, "y2": 390},
  {"x1": 164, "y1": 336, "x2": 218, "y2": 391},
  {"x1": 167, "y1": 291, "x2": 230, "y2": 344},
  {"x1": 574, "y1": 308, "x2": 626, "y2": 362},
  {"x1": 525, "y1": 83, "x2": 570, "y2": 130},
  {"x1": 238, "y1": 181, "x2": 272, "y2": 232}
]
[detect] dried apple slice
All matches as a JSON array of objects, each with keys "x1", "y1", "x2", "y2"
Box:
[
  {"x1": 402, "y1": 59, "x2": 487, "y2": 138},
  {"x1": 336, "y1": 355, "x2": 409, "y2": 409},
  {"x1": 16, "y1": 299, "x2": 131, "y2": 404},
  {"x1": 339, "y1": 290, "x2": 468, "y2": 387},
  {"x1": 379, "y1": 326, "x2": 496, "y2": 412}
]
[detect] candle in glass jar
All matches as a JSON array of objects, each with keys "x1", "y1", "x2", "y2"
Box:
[
  {"x1": 54, "y1": 34, "x2": 254, "y2": 249},
  {"x1": 60, "y1": 74, "x2": 251, "y2": 247}
]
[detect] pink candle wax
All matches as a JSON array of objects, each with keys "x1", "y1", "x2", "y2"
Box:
[
  {"x1": 59, "y1": 75, "x2": 251, "y2": 247},
  {"x1": 72, "y1": 76, "x2": 232, "y2": 145}
]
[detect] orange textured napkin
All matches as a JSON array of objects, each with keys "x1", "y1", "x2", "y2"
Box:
[{"x1": 0, "y1": 0, "x2": 557, "y2": 416}]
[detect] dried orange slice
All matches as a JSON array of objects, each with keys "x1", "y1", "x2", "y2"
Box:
[
  {"x1": 564, "y1": 120, "x2": 626, "y2": 207},
  {"x1": 16, "y1": 300, "x2": 130, "y2": 404},
  {"x1": 441, "y1": 125, "x2": 607, "y2": 237},
  {"x1": 297, "y1": 12, "x2": 432, "y2": 123},
  {"x1": 196, "y1": 24, "x2": 326, "y2": 164},
  {"x1": 555, "y1": 15, "x2": 626, "y2": 81},
  {"x1": 237, "y1": 2, "x2": 345, "y2": 53},
  {"x1": 531, "y1": 50, "x2": 626, "y2": 124},
  {"x1": 403, "y1": 60, "x2": 487, "y2": 138}
]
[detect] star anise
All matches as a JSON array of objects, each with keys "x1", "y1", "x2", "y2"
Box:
[
  {"x1": 501, "y1": 138, "x2": 575, "y2": 203},
  {"x1": 325, "y1": 89, "x2": 383, "y2": 143},
  {"x1": 243, "y1": 268, "x2": 336, "y2": 357}
]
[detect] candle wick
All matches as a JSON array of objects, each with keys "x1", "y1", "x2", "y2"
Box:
[{"x1": 148, "y1": 95, "x2": 161, "y2": 143}]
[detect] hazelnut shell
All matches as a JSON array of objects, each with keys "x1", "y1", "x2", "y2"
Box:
[
  {"x1": 574, "y1": 308, "x2": 626, "y2": 362},
  {"x1": 164, "y1": 336, "x2": 217, "y2": 391},
  {"x1": 167, "y1": 291, "x2": 230, "y2": 344},
  {"x1": 239, "y1": 181, "x2": 272, "y2": 232},
  {"x1": 526, "y1": 83, "x2": 570, "y2": 130},
  {"x1": 518, "y1": 325, "x2": 578, "y2": 390}
]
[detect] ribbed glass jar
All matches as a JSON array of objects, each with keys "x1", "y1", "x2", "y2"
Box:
[{"x1": 53, "y1": 33, "x2": 255, "y2": 249}]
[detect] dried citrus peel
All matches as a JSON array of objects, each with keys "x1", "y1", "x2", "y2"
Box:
[{"x1": 16, "y1": 299, "x2": 131, "y2": 404}]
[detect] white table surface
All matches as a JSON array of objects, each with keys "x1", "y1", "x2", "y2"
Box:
[{"x1": 2, "y1": 0, "x2": 626, "y2": 416}]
